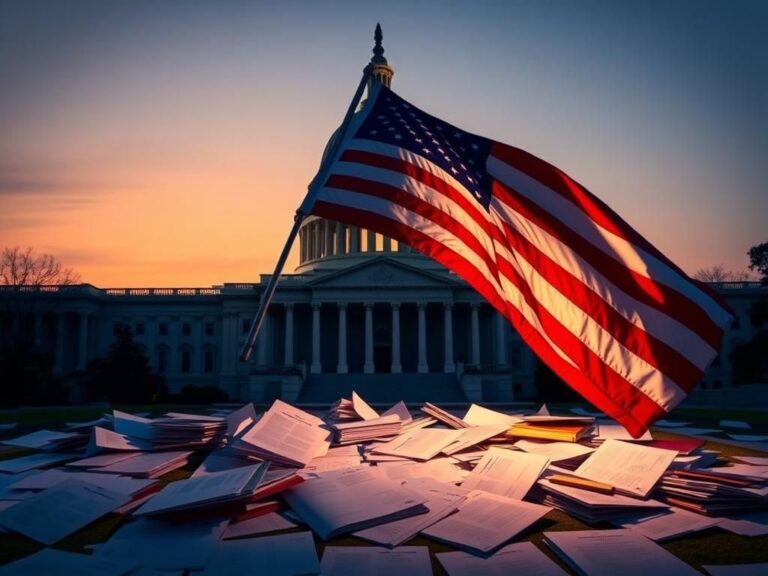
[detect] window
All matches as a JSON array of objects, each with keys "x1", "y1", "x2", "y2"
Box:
[
  {"x1": 204, "y1": 348, "x2": 215, "y2": 373},
  {"x1": 180, "y1": 348, "x2": 192, "y2": 373},
  {"x1": 159, "y1": 322, "x2": 168, "y2": 336},
  {"x1": 182, "y1": 322, "x2": 191, "y2": 336},
  {"x1": 135, "y1": 322, "x2": 145, "y2": 336},
  {"x1": 205, "y1": 322, "x2": 215, "y2": 337}
]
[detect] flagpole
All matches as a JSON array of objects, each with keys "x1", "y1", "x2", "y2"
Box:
[{"x1": 239, "y1": 64, "x2": 373, "y2": 363}]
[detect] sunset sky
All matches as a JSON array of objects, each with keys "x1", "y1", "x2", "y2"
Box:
[{"x1": 1, "y1": 0, "x2": 765, "y2": 287}]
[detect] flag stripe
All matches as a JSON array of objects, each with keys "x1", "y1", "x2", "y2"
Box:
[
  {"x1": 487, "y1": 154, "x2": 731, "y2": 327},
  {"x1": 319, "y1": 177, "x2": 687, "y2": 409},
  {"x1": 488, "y1": 196, "x2": 717, "y2": 367},
  {"x1": 312, "y1": 198, "x2": 668, "y2": 436},
  {"x1": 489, "y1": 178, "x2": 725, "y2": 349},
  {"x1": 306, "y1": 83, "x2": 733, "y2": 436}
]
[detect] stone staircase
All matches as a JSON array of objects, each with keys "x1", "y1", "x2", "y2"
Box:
[{"x1": 297, "y1": 373, "x2": 466, "y2": 404}]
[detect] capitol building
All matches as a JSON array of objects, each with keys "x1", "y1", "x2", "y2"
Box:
[{"x1": 1, "y1": 31, "x2": 763, "y2": 406}]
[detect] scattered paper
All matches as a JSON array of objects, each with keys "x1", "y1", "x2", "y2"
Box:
[
  {"x1": 223, "y1": 513, "x2": 297, "y2": 539},
  {"x1": 437, "y1": 541, "x2": 568, "y2": 576},
  {"x1": 462, "y1": 446, "x2": 549, "y2": 500},
  {"x1": 321, "y1": 546, "x2": 431, "y2": 576}
]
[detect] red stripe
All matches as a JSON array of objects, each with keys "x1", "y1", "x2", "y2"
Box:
[
  {"x1": 497, "y1": 210, "x2": 704, "y2": 392},
  {"x1": 311, "y1": 199, "x2": 665, "y2": 437},
  {"x1": 325, "y1": 173, "x2": 501, "y2": 284},
  {"x1": 490, "y1": 143, "x2": 732, "y2": 319},
  {"x1": 491, "y1": 180, "x2": 725, "y2": 351},
  {"x1": 338, "y1": 149, "x2": 509, "y2": 248}
]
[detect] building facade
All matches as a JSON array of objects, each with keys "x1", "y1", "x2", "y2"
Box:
[{"x1": 2, "y1": 29, "x2": 764, "y2": 406}]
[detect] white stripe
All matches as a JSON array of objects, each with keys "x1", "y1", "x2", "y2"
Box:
[
  {"x1": 489, "y1": 196, "x2": 717, "y2": 367},
  {"x1": 487, "y1": 155, "x2": 732, "y2": 327},
  {"x1": 316, "y1": 185, "x2": 578, "y2": 369},
  {"x1": 512, "y1": 251, "x2": 686, "y2": 409}
]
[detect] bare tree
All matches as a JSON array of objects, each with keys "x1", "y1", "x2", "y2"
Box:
[
  {"x1": 0, "y1": 247, "x2": 81, "y2": 350},
  {"x1": 1, "y1": 246, "x2": 80, "y2": 287},
  {"x1": 693, "y1": 265, "x2": 735, "y2": 283}
]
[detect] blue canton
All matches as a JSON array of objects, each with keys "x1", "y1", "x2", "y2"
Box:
[{"x1": 355, "y1": 86, "x2": 494, "y2": 210}]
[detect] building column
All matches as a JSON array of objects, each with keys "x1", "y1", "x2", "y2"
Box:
[
  {"x1": 337, "y1": 303, "x2": 348, "y2": 374},
  {"x1": 54, "y1": 312, "x2": 65, "y2": 376},
  {"x1": 324, "y1": 221, "x2": 333, "y2": 258},
  {"x1": 470, "y1": 303, "x2": 480, "y2": 366},
  {"x1": 443, "y1": 303, "x2": 455, "y2": 373},
  {"x1": 195, "y1": 317, "x2": 204, "y2": 373},
  {"x1": 391, "y1": 303, "x2": 401, "y2": 373},
  {"x1": 367, "y1": 230, "x2": 376, "y2": 253},
  {"x1": 364, "y1": 303, "x2": 374, "y2": 374},
  {"x1": 256, "y1": 311, "x2": 269, "y2": 366},
  {"x1": 382, "y1": 236, "x2": 391, "y2": 252},
  {"x1": 350, "y1": 226, "x2": 361, "y2": 253},
  {"x1": 222, "y1": 314, "x2": 234, "y2": 374},
  {"x1": 77, "y1": 313, "x2": 88, "y2": 371},
  {"x1": 417, "y1": 302, "x2": 428, "y2": 373},
  {"x1": 495, "y1": 312, "x2": 507, "y2": 367},
  {"x1": 34, "y1": 313, "x2": 44, "y2": 350},
  {"x1": 284, "y1": 303, "x2": 294, "y2": 367},
  {"x1": 336, "y1": 222, "x2": 345, "y2": 255},
  {"x1": 311, "y1": 304, "x2": 321, "y2": 374}
]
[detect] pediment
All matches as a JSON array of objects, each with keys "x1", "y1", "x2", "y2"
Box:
[{"x1": 306, "y1": 257, "x2": 459, "y2": 289}]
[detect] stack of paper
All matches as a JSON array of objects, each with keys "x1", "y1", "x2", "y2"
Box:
[
  {"x1": 232, "y1": 400, "x2": 331, "y2": 467},
  {"x1": 329, "y1": 391, "x2": 380, "y2": 421},
  {"x1": 657, "y1": 468, "x2": 768, "y2": 515},
  {"x1": 92, "y1": 450, "x2": 192, "y2": 478},
  {"x1": 281, "y1": 467, "x2": 427, "y2": 539},
  {"x1": 0, "y1": 452, "x2": 79, "y2": 474},
  {"x1": 330, "y1": 414, "x2": 402, "y2": 445},
  {"x1": 421, "y1": 403, "x2": 472, "y2": 429},
  {"x1": 514, "y1": 439, "x2": 595, "y2": 470},
  {"x1": 505, "y1": 418, "x2": 596, "y2": 443},
  {"x1": 1, "y1": 429, "x2": 87, "y2": 452},
  {"x1": 135, "y1": 462, "x2": 269, "y2": 516},
  {"x1": 422, "y1": 490, "x2": 551, "y2": 554},
  {"x1": 573, "y1": 439, "x2": 677, "y2": 498},
  {"x1": 441, "y1": 423, "x2": 510, "y2": 455},
  {"x1": 113, "y1": 410, "x2": 227, "y2": 450},
  {"x1": 532, "y1": 479, "x2": 668, "y2": 524},
  {"x1": 87, "y1": 427, "x2": 152, "y2": 454},
  {"x1": 7, "y1": 469, "x2": 157, "y2": 497},
  {"x1": 463, "y1": 404, "x2": 524, "y2": 427},
  {"x1": 612, "y1": 506, "x2": 722, "y2": 541},
  {"x1": 543, "y1": 528, "x2": 701, "y2": 575}
]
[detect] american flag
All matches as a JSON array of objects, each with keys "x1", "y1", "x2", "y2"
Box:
[{"x1": 302, "y1": 83, "x2": 733, "y2": 437}]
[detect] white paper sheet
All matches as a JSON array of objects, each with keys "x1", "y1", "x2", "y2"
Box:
[
  {"x1": 574, "y1": 439, "x2": 677, "y2": 497},
  {"x1": 371, "y1": 428, "x2": 464, "y2": 461},
  {"x1": 352, "y1": 391, "x2": 380, "y2": 421},
  {"x1": 1, "y1": 429, "x2": 81, "y2": 449},
  {"x1": 203, "y1": 531, "x2": 319, "y2": 576},
  {"x1": 613, "y1": 506, "x2": 722, "y2": 541},
  {"x1": 223, "y1": 513, "x2": 297, "y2": 539},
  {"x1": 515, "y1": 439, "x2": 595, "y2": 462},
  {"x1": 282, "y1": 467, "x2": 427, "y2": 539},
  {"x1": 461, "y1": 447, "x2": 549, "y2": 500},
  {"x1": 423, "y1": 490, "x2": 551, "y2": 554},
  {"x1": 0, "y1": 479, "x2": 129, "y2": 545},
  {"x1": 731, "y1": 456, "x2": 768, "y2": 466},
  {"x1": 717, "y1": 511, "x2": 768, "y2": 536},
  {"x1": 8, "y1": 469, "x2": 155, "y2": 495},
  {"x1": 543, "y1": 529, "x2": 700, "y2": 576},
  {"x1": 442, "y1": 424, "x2": 509, "y2": 455},
  {"x1": 0, "y1": 452, "x2": 78, "y2": 474},
  {"x1": 95, "y1": 517, "x2": 228, "y2": 570},
  {"x1": 136, "y1": 462, "x2": 266, "y2": 516},
  {"x1": 719, "y1": 420, "x2": 752, "y2": 430},
  {"x1": 320, "y1": 546, "x2": 431, "y2": 576},
  {"x1": 437, "y1": 541, "x2": 568, "y2": 576},
  {"x1": 595, "y1": 422, "x2": 653, "y2": 441},
  {"x1": 463, "y1": 404, "x2": 522, "y2": 427},
  {"x1": 354, "y1": 478, "x2": 468, "y2": 546}
]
